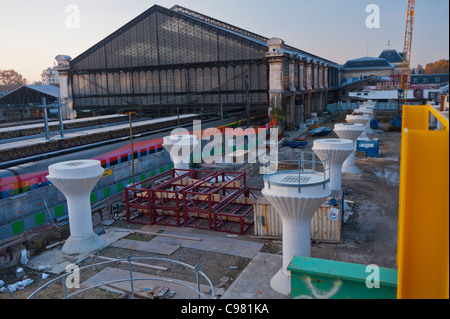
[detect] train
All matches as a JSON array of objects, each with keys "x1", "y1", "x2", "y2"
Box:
[{"x1": 0, "y1": 115, "x2": 275, "y2": 200}]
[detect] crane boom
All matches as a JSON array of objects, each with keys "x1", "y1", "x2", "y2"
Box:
[{"x1": 399, "y1": 0, "x2": 416, "y2": 113}]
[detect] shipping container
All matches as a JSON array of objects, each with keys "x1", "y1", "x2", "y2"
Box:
[
  {"x1": 356, "y1": 138, "x2": 380, "y2": 158},
  {"x1": 370, "y1": 119, "x2": 379, "y2": 130}
]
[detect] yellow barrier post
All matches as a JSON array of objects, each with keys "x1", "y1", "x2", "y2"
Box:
[{"x1": 397, "y1": 105, "x2": 449, "y2": 299}]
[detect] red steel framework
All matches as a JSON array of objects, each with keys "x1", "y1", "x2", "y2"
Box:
[{"x1": 125, "y1": 169, "x2": 261, "y2": 235}]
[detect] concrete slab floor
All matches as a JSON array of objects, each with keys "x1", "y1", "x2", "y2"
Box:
[
  {"x1": 221, "y1": 252, "x2": 287, "y2": 299},
  {"x1": 111, "y1": 238, "x2": 180, "y2": 256},
  {"x1": 150, "y1": 230, "x2": 264, "y2": 259},
  {"x1": 26, "y1": 227, "x2": 131, "y2": 275},
  {"x1": 139, "y1": 224, "x2": 196, "y2": 234}
]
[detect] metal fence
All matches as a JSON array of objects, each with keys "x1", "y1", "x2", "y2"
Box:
[
  {"x1": 263, "y1": 152, "x2": 331, "y2": 193},
  {"x1": 327, "y1": 102, "x2": 422, "y2": 113},
  {"x1": 27, "y1": 255, "x2": 216, "y2": 300}
]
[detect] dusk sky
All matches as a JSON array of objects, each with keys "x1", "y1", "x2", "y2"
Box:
[{"x1": 0, "y1": 0, "x2": 448, "y2": 83}]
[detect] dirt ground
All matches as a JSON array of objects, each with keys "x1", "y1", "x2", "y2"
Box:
[{"x1": 0, "y1": 114, "x2": 402, "y2": 300}]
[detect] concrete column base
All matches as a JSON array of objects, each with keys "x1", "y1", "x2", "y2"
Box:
[
  {"x1": 62, "y1": 234, "x2": 106, "y2": 255},
  {"x1": 270, "y1": 268, "x2": 291, "y2": 296},
  {"x1": 342, "y1": 165, "x2": 361, "y2": 175}
]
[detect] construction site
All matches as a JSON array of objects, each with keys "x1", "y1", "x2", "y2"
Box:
[{"x1": 0, "y1": 2, "x2": 448, "y2": 302}]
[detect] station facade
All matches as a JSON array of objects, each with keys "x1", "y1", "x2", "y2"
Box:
[{"x1": 57, "y1": 5, "x2": 342, "y2": 130}]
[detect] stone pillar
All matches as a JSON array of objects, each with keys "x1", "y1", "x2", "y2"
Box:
[
  {"x1": 320, "y1": 92, "x2": 325, "y2": 113},
  {"x1": 305, "y1": 95, "x2": 311, "y2": 116},
  {"x1": 324, "y1": 65, "x2": 329, "y2": 89},
  {"x1": 295, "y1": 101, "x2": 304, "y2": 128},
  {"x1": 313, "y1": 61, "x2": 318, "y2": 90},
  {"x1": 55, "y1": 55, "x2": 76, "y2": 120},
  {"x1": 286, "y1": 96, "x2": 295, "y2": 131},
  {"x1": 266, "y1": 38, "x2": 286, "y2": 119},
  {"x1": 319, "y1": 63, "x2": 324, "y2": 89},
  {"x1": 289, "y1": 57, "x2": 296, "y2": 93},
  {"x1": 314, "y1": 93, "x2": 318, "y2": 113},
  {"x1": 299, "y1": 60, "x2": 305, "y2": 91},
  {"x1": 285, "y1": 56, "x2": 297, "y2": 131},
  {"x1": 306, "y1": 60, "x2": 312, "y2": 91}
]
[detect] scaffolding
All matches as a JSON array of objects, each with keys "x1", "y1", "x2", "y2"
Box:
[{"x1": 125, "y1": 169, "x2": 261, "y2": 234}]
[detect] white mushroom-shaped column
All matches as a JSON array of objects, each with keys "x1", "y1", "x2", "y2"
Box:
[
  {"x1": 346, "y1": 114, "x2": 371, "y2": 138},
  {"x1": 334, "y1": 123, "x2": 365, "y2": 174},
  {"x1": 262, "y1": 168, "x2": 331, "y2": 296},
  {"x1": 355, "y1": 107, "x2": 374, "y2": 121},
  {"x1": 46, "y1": 160, "x2": 105, "y2": 254},
  {"x1": 312, "y1": 139, "x2": 354, "y2": 191},
  {"x1": 163, "y1": 133, "x2": 199, "y2": 175}
]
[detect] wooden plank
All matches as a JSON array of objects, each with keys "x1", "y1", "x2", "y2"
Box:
[
  {"x1": 104, "y1": 284, "x2": 152, "y2": 299},
  {"x1": 46, "y1": 240, "x2": 67, "y2": 250},
  {"x1": 156, "y1": 287, "x2": 170, "y2": 298}
]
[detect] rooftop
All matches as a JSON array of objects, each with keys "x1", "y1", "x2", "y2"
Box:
[
  {"x1": 0, "y1": 85, "x2": 60, "y2": 106},
  {"x1": 342, "y1": 57, "x2": 394, "y2": 70},
  {"x1": 70, "y1": 4, "x2": 339, "y2": 70},
  {"x1": 378, "y1": 49, "x2": 404, "y2": 64}
]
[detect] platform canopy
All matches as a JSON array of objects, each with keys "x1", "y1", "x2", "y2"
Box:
[{"x1": 0, "y1": 85, "x2": 60, "y2": 108}]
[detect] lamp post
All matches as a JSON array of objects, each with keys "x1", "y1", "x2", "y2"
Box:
[{"x1": 129, "y1": 112, "x2": 135, "y2": 185}]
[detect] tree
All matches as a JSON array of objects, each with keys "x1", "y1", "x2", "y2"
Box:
[
  {"x1": 0, "y1": 69, "x2": 27, "y2": 92},
  {"x1": 424, "y1": 59, "x2": 449, "y2": 75}
]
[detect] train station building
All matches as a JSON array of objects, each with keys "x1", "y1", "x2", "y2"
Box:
[{"x1": 56, "y1": 4, "x2": 341, "y2": 130}]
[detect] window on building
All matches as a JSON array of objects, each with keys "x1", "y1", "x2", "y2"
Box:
[{"x1": 423, "y1": 78, "x2": 429, "y2": 83}]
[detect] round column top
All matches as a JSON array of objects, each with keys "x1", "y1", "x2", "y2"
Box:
[
  {"x1": 334, "y1": 123, "x2": 365, "y2": 131},
  {"x1": 312, "y1": 138, "x2": 354, "y2": 151},
  {"x1": 346, "y1": 115, "x2": 371, "y2": 124},
  {"x1": 48, "y1": 160, "x2": 104, "y2": 180},
  {"x1": 263, "y1": 171, "x2": 330, "y2": 199}
]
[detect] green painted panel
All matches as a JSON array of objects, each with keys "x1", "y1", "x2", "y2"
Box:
[
  {"x1": 159, "y1": 167, "x2": 165, "y2": 174},
  {"x1": 55, "y1": 205, "x2": 65, "y2": 218},
  {"x1": 103, "y1": 187, "x2": 111, "y2": 198},
  {"x1": 12, "y1": 220, "x2": 24, "y2": 235},
  {"x1": 117, "y1": 182, "x2": 124, "y2": 192},
  {"x1": 140, "y1": 174, "x2": 146, "y2": 182},
  {"x1": 90, "y1": 192, "x2": 97, "y2": 203},
  {"x1": 168, "y1": 163, "x2": 174, "y2": 170},
  {"x1": 288, "y1": 257, "x2": 397, "y2": 299},
  {"x1": 34, "y1": 212, "x2": 46, "y2": 226},
  {"x1": 150, "y1": 170, "x2": 156, "y2": 177}
]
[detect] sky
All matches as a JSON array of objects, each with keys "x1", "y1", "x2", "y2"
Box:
[{"x1": 0, "y1": 0, "x2": 448, "y2": 83}]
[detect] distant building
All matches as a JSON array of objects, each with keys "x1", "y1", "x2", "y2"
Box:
[
  {"x1": 341, "y1": 57, "x2": 394, "y2": 83},
  {"x1": 378, "y1": 49, "x2": 404, "y2": 70},
  {"x1": 41, "y1": 67, "x2": 60, "y2": 86},
  {"x1": 341, "y1": 49, "x2": 406, "y2": 84},
  {"x1": 410, "y1": 74, "x2": 449, "y2": 86}
]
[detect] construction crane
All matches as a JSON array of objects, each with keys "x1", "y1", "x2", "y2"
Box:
[{"x1": 398, "y1": 0, "x2": 416, "y2": 115}]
